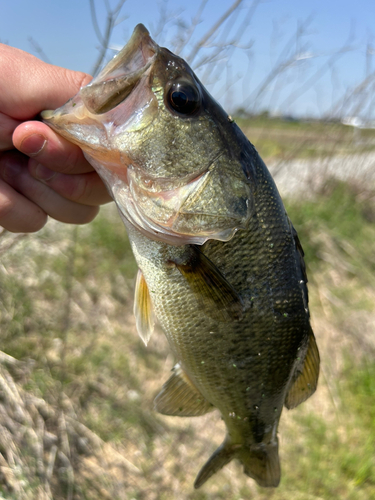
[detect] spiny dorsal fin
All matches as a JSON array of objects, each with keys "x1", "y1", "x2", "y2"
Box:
[
  {"x1": 174, "y1": 246, "x2": 243, "y2": 322},
  {"x1": 154, "y1": 363, "x2": 214, "y2": 417},
  {"x1": 285, "y1": 329, "x2": 320, "y2": 409},
  {"x1": 134, "y1": 269, "x2": 154, "y2": 346}
]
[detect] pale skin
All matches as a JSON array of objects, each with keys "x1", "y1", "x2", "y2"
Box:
[{"x1": 0, "y1": 44, "x2": 111, "y2": 233}]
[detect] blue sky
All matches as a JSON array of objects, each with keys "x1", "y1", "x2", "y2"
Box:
[{"x1": 1, "y1": 0, "x2": 374, "y2": 117}]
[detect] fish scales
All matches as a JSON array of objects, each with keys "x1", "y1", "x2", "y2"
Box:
[{"x1": 42, "y1": 24, "x2": 319, "y2": 489}]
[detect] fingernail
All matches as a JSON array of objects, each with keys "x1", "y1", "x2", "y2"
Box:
[
  {"x1": 31, "y1": 162, "x2": 56, "y2": 181},
  {"x1": 19, "y1": 134, "x2": 47, "y2": 156}
]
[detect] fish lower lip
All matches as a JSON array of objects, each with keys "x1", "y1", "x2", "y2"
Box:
[{"x1": 40, "y1": 110, "x2": 54, "y2": 120}]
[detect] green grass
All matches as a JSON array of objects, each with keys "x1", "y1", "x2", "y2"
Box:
[
  {"x1": 235, "y1": 115, "x2": 375, "y2": 160},
  {"x1": 281, "y1": 376, "x2": 375, "y2": 498},
  {"x1": 286, "y1": 179, "x2": 375, "y2": 280}
]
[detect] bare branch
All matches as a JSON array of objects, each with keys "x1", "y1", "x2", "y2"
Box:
[
  {"x1": 242, "y1": 16, "x2": 316, "y2": 112},
  {"x1": 279, "y1": 39, "x2": 356, "y2": 113},
  {"x1": 228, "y1": 0, "x2": 261, "y2": 48},
  {"x1": 89, "y1": 0, "x2": 106, "y2": 47},
  {"x1": 187, "y1": 0, "x2": 245, "y2": 65},
  {"x1": 329, "y1": 69, "x2": 375, "y2": 119},
  {"x1": 173, "y1": 0, "x2": 209, "y2": 55},
  {"x1": 90, "y1": 0, "x2": 128, "y2": 76},
  {"x1": 150, "y1": 0, "x2": 185, "y2": 49}
]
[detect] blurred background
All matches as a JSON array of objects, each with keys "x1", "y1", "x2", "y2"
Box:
[{"x1": 0, "y1": 1, "x2": 375, "y2": 498}]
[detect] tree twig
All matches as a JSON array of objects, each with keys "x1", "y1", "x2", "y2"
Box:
[
  {"x1": 90, "y1": 0, "x2": 128, "y2": 76},
  {"x1": 187, "y1": 0, "x2": 245, "y2": 64}
]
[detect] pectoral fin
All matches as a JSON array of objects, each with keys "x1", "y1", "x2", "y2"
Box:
[
  {"x1": 285, "y1": 329, "x2": 320, "y2": 409},
  {"x1": 154, "y1": 363, "x2": 214, "y2": 416},
  {"x1": 174, "y1": 246, "x2": 243, "y2": 322},
  {"x1": 134, "y1": 269, "x2": 155, "y2": 346}
]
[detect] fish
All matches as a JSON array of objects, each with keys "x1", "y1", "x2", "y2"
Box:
[{"x1": 42, "y1": 24, "x2": 319, "y2": 489}]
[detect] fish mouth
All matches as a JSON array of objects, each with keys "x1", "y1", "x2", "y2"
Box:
[
  {"x1": 41, "y1": 24, "x2": 158, "y2": 146},
  {"x1": 80, "y1": 24, "x2": 157, "y2": 115}
]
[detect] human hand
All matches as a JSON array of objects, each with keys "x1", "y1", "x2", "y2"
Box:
[{"x1": 0, "y1": 44, "x2": 111, "y2": 233}]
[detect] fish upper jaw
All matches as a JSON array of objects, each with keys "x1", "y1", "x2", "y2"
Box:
[
  {"x1": 80, "y1": 24, "x2": 157, "y2": 115},
  {"x1": 41, "y1": 23, "x2": 158, "y2": 151}
]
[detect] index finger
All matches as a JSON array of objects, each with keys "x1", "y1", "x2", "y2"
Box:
[
  {"x1": 0, "y1": 44, "x2": 92, "y2": 120},
  {"x1": 0, "y1": 112, "x2": 22, "y2": 151}
]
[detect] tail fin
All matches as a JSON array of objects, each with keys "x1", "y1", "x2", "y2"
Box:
[
  {"x1": 194, "y1": 436, "x2": 280, "y2": 489},
  {"x1": 194, "y1": 437, "x2": 237, "y2": 489},
  {"x1": 239, "y1": 440, "x2": 280, "y2": 487}
]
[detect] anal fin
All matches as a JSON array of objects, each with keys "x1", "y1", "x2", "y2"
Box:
[
  {"x1": 134, "y1": 269, "x2": 154, "y2": 346},
  {"x1": 174, "y1": 245, "x2": 243, "y2": 322},
  {"x1": 285, "y1": 329, "x2": 320, "y2": 409},
  {"x1": 154, "y1": 364, "x2": 214, "y2": 416}
]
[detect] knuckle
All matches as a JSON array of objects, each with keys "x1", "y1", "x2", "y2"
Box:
[
  {"x1": 51, "y1": 140, "x2": 87, "y2": 175},
  {"x1": 0, "y1": 113, "x2": 19, "y2": 151},
  {"x1": 0, "y1": 196, "x2": 14, "y2": 220},
  {"x1": 22, "y1": 212, "x2": 48, "y2": 233},
  {"x1": 66, "y1": 174, "x2": 94, "y2": 204},
  {"x1": 84, "y1": 206, "x2": 100, "y2": 223},
  {"x1": 65, "y1": 70, "x2": 92, "y2": 93},
  {"x1": 54, "y1": 205, "x2": 99, "y2": 225},
  {"x1": 76, "y1": 206, "x2": 100, "y2": 225},
  {"x1": 61, "y1": 147, "x2": 85, "y2": 174},
  {"x1": 0, "y1": 198, "x2": 47, "y2": 233}
]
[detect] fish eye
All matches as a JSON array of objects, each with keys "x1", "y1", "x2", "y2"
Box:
[{"x1": 166, "y1": 81, "x2": 201, "y2": 116}]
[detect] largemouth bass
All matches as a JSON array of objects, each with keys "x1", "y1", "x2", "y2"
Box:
[{"x1": 42, "y1": 24, "x2": 319, "y2": 488}]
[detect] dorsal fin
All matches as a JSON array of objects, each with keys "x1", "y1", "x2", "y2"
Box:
[
  {"x1": 133, "y1": 269, "x2": 155, "y2": 346},
  {"x1": 288, "y1": 216, "x2": 310, "y2": 312},
  {"x1": 154, "y1": 364, "x2": 214, "y2": 416},
  {"x1": 285, "y1": 329, "x2": 320, "y2": 409},
  {"x1": 174, "y1": 245, "x2": 244, "y2": 322}
]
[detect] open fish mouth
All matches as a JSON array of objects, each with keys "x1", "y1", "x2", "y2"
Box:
[
  {"x1": 80, "y1": 26, "x2": 157, "y2": 115},
  {"x1": 42, "y1": 24, "x2": 253, "y2": 246},
  {"x1": 41, "y1": 24, "x2": 158, "y2": 151}
]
